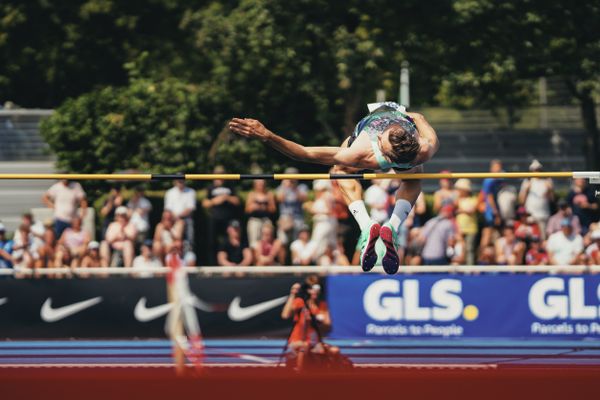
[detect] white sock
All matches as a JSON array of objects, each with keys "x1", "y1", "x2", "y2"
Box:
[
  {"x1": 389, "y1": 199, "x2": 413, "y2": 231},
  {"x1": 348, "y1": 200, "x2": 371, "y2": 231}
]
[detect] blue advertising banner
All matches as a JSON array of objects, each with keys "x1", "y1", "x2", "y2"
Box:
[{"x1": 327, "y1": 274, "x2": 600, "y2": 339}]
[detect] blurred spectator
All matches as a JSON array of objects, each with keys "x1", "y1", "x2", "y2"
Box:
[
  {"x1": 411, "y1": 192, "x2": 427, "y2": 228},
  {"x1": 245, "y1": 179, "x2": 276, "y2": 247},
  {"x1": 547, "y1": 218, "x2": 584, "y2": 265},
  {"x1": 318, "y1": 238, "x2": 351, "y2": 266},
  {"x1": 477, "y1": 244, "x2": 497, "y2": 265},
  {"x1": 153, "y1": 210, "x2": 184, "y2": 262},
  {"x1": 331, "y1": 169, "x2": 356, "y2": 260},
  {"x1": 454, "y1": 178, "x2": 478, "y2": 265},
  {"x1": 0, "y1": 223, "x2": 14, "y2": 269},
  {"x1": 547, "y1": 199, "x2": 581, "y2": 236},
  {"x1": 203, "y1": 166, "x2": 240, "y2": 262},
  {"x1": 254, "y1": 223, "x2": 284, "y2": 266},
  {"x1": 100, "y1": 206, "x2": 137, "y2": 267},
  {"x1": 567, "y1": 178, "x2": 599, "y2": 235},
  {"x1": 56, "y1": 216, "x2": 90, "y2": 268},
  {"x1": 419, "y1": 204, "x2": 457, "y2": 265},
  {"x1": 276, "y1": 167, "x2": 309, "y2": 245},
  {"x1": 479, "y1": 159, "x2": 503, "y2": 247},
  {"x1": 43, "y1": 179, "x2": 87, "y2": 238},
  {"x1": 100, "y1": 187, "x2": 124, "y2": 238},
  {"x1": 519, "y1": 160, "x2": 554, "y2": 239},
  {"x1": 217, "y1": 220, "x2": 253, "y2": 266},
  {"x1": 127, "y1": 186, "x2": 152, "y2": 243},
  {"x1": 34, "y1": 223, "x2": 55, "y2": 269},
  {"x1": 290, "y1": 226, "x2": 316, "y2": 266},
  {"x1": 433, "y1": 171, "x2": 455, "y2": 213},
  {"x1": 495, "y1": 224, "x2": 525, "y2": 265},
  {"x1": 497, "y1": 182, "x2": 518, "y2": 223},
  {"x1": 165, "y1": 177, "x2": 196, "y2": 247},
  {"x1": 81, "y1": 241, "x2": 102, "y2": 268},
  {"x1": 11, "y1": 223, "x2": 38, "y2": 269},
  {"x1": 525, "y1": 236, "x2": 549, "y2": 265},
  {"x1": 585, "y1": 230, "x2": 600, "y2": 265},
  {"x1": 165, "y1": 239, "x2": 197, "y2": 267},
  {"x1": 447, "y1": 235, "x2": 466, "y2": 265},
  {"x1": 514, "y1": 207, "x2": 541, "y2": 242},
  {"x1": 306, "y1": 180, "x2": 337, "y2": 259},
  {"x1": 132, "y1": 240, "x2": 163, "y2": 277},
  {"x1": 364, "y1": 180, "x2": 389, "y2": 224}
]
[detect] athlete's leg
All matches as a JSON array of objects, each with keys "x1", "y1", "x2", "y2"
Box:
[{"x1": 380, "y1": 166, "x2": 423, "y2": 274}]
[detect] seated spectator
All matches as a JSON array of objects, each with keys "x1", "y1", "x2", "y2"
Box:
[
  {"x1": 433, "y1": 171, "x2": 456, "y2": 213},
  {"x1": 364, "y1": 180, "x2": 390, "y2": 224},
  {"x1": 495, "y1": 223, "x2": 525, "y2": 265},
  {"x1": 11, "y1": 223, "x2": 39, "y2": 269},
  {"x1": 217, "y1": 220, "x2": 253, "y2": 266},
  {"x1": 56, "y1": 216, "x2": 90, "y2": 268},
  {"x1": 153, "y1": 210, "x2": 184, "y2": 262},
  {"x1": 245, "y1": 179, "x2": 276, "y2": 248},
  {"x1": 447, "y1": 234, "x2": 466, "y2": 265},
  {"x1": 567, "y1": 178, "x2": 599, "y2": 235},
  {"x1": 127, "y1": 186, "x2": 152, "y2": 243},
  {"x1": 477, "y1": 244, "x2": 497, "y2": 265},
  {"x1": 419, "y1": 205, "x2": 457, "y2": 265},
  {"x1": 0, "y1": 223, "x2": 14, "y2": 269},
  {"x1": 454, "y1": 178, "x2": 478, "y2": 265},
  {"x1": 525, "y1": 236, "x2": 549, "y2": 265},
  {"x1": 100, "y1": 206, "x2": 137, "y2": 267},
  {"x1": 514, "y1": 206, "x2": 541, "y2": 241},
  {"x1": 519, "y1": 160, "x2": 554, "y2": 239},
  {"x1": 81, "y1": 241, "x2": 102, "y2": 269},
  {"x1": 547, "y1": 218, "x2": 584, "y2": 265},
  {"x1": 42, "y1": 179, "x2": 87, "y2": 238},
  {"x1": 306, "y1": 180, "x2": 337, "y2": 259},
  {"x1": 585, "y1": 230, "x2": 600, "y2": 265},
  {"x1": 100, "y1": 187, "x2": 124, "y2": 237},
  {"x1": 547, "y1": 199, "x2": 581, "y2": 236},
  {"x1": 165, "y1": 239, "x2": 197, "y2": 267},
  {"x1": 36, "y1": 225, "x2": 57, "y2": 270},
  {"x1": 132, "y1": 240, "x2": 163, "y2": 277},
  {"x1": 290, "y1": 227, "x2": 317, "y2": 266},
  {"x1": 254, "y1": 223, "x2": 284, "y2": 266},
  {"x1": 318, "y1": 240, "x2": 351, "y2": 266},
  {"x1": 276, "y1": 168, "x2": 309, "y2": 245}
]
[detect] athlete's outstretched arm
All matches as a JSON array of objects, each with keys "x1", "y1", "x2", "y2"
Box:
[
  {"x1": 229, "y1": 118, "x2": 364, "y2": 167},
  {"x1": 406, "y1": 112, "x2": 439, "y2": 162}
]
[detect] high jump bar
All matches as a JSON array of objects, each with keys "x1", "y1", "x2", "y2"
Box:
[{"x1": 0, "y1": 171, "x2": 598, "y2": 182}]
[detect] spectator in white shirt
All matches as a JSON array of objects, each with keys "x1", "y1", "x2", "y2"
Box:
[
  {"x1": 128, "y1": 186, "x2": 153, "y2": 243},
  {"x1": 364, "y1": 180, "x2": 390, "y2": 224},
  {"x1": 519, "y1": 160, "x2": 554, "y2": 239},
  {"x1": 547, "y1": 218, "x2": 584, "y2": 265},
  {"x1": 100, "y1": 206, "x2": 137, "y2": 267},
  {"x1": 164, "y1": 178, "x2": 196, "y2": 248},
  {"x1": 290, "y1": 227, "x2": 317, "y2": 266},
  {"x1": 132, "y1": 240, "x2": 163, "y2": 277},
  {"x1": 42, "y1": 179, "x2": 88, "y2": 238}
]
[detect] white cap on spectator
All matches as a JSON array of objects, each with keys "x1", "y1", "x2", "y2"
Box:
[
  {"x1": 592, "y1": 230, "x2": 600, "y2": 240},
  {"x1": 454, "y1": 178, "x2": 472, "y2": 192},
  {"x1": 0, "y1": 222, "x2": 5, "y2": 232},
  {"x1": 115, "y1": 206, "x2": 128, "y2": 215},
  {"x1": 88, "y1": 241, "x2": 100, "y2": 250},
  {"x1": 529, "y1": 159, "x2": 543, "y2": 171}
]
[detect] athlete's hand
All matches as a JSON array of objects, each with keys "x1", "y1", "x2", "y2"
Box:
[
  {"x1": 229, "y1": 118, "x2": 272, "y2": 142},
  {"x1": 405, "y1": 111, "x2": 425, "y2": 121}
]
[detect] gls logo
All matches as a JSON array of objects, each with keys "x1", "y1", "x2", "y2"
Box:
[
  {"x1": 529, "y1": 277, "x2": 600, "y2": 320},
  {"x1": 363, "y1": 279, "x2": 478, "y2": 322}
]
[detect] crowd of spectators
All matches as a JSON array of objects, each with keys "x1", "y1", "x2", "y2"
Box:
[{"x1": 0, "y1": 160, "x2": 599, "y2": 275}]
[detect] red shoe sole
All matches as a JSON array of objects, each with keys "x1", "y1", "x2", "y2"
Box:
[
  {"x1": 361, "y1": 223, "x2": 380, "y2": 272},
  {"x1": 380, "y1": 226, "x2": 400, "y2": 275}
]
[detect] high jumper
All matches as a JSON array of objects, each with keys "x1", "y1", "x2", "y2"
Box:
[{"x1": 229, "y1": 102, "x2": 439, "y2": 274}]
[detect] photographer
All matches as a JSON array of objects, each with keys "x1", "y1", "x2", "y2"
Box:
[{"x1": 281, "y1": 279, "x2": 338, "y2": 371}]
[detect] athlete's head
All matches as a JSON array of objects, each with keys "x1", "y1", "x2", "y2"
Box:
[{"x1": 378, "y1": 124, "x2": 420, "y2": 165}]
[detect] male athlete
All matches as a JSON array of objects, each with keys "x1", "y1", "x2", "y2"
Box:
[{"x1": 229, "y1": 102, "x2": 439, "y2": 274}]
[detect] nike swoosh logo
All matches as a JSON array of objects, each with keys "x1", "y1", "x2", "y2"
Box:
[
  {"x1": 40, "y1": 297, "x2": 102, "y2": 322},
  {"x1": 134, "y1": 297, "x2": 173, "y2": 322},
  {"x1": 0, "y1": 297, "x2": 7, "y2": 307},
  {"x1": 227, "y1": 295, "x2": 288, "y2": 322},
  {"x1": 134, "y1": 296, "x2": 216, "y2": 322}
]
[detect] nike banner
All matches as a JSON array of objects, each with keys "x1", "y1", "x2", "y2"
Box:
[
  {"x1": 0, "y1": 276, "x2": 300, "y2": 339},
  {"x1": 327, "y1": 274, "x2": 600, "y2": 339}
]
